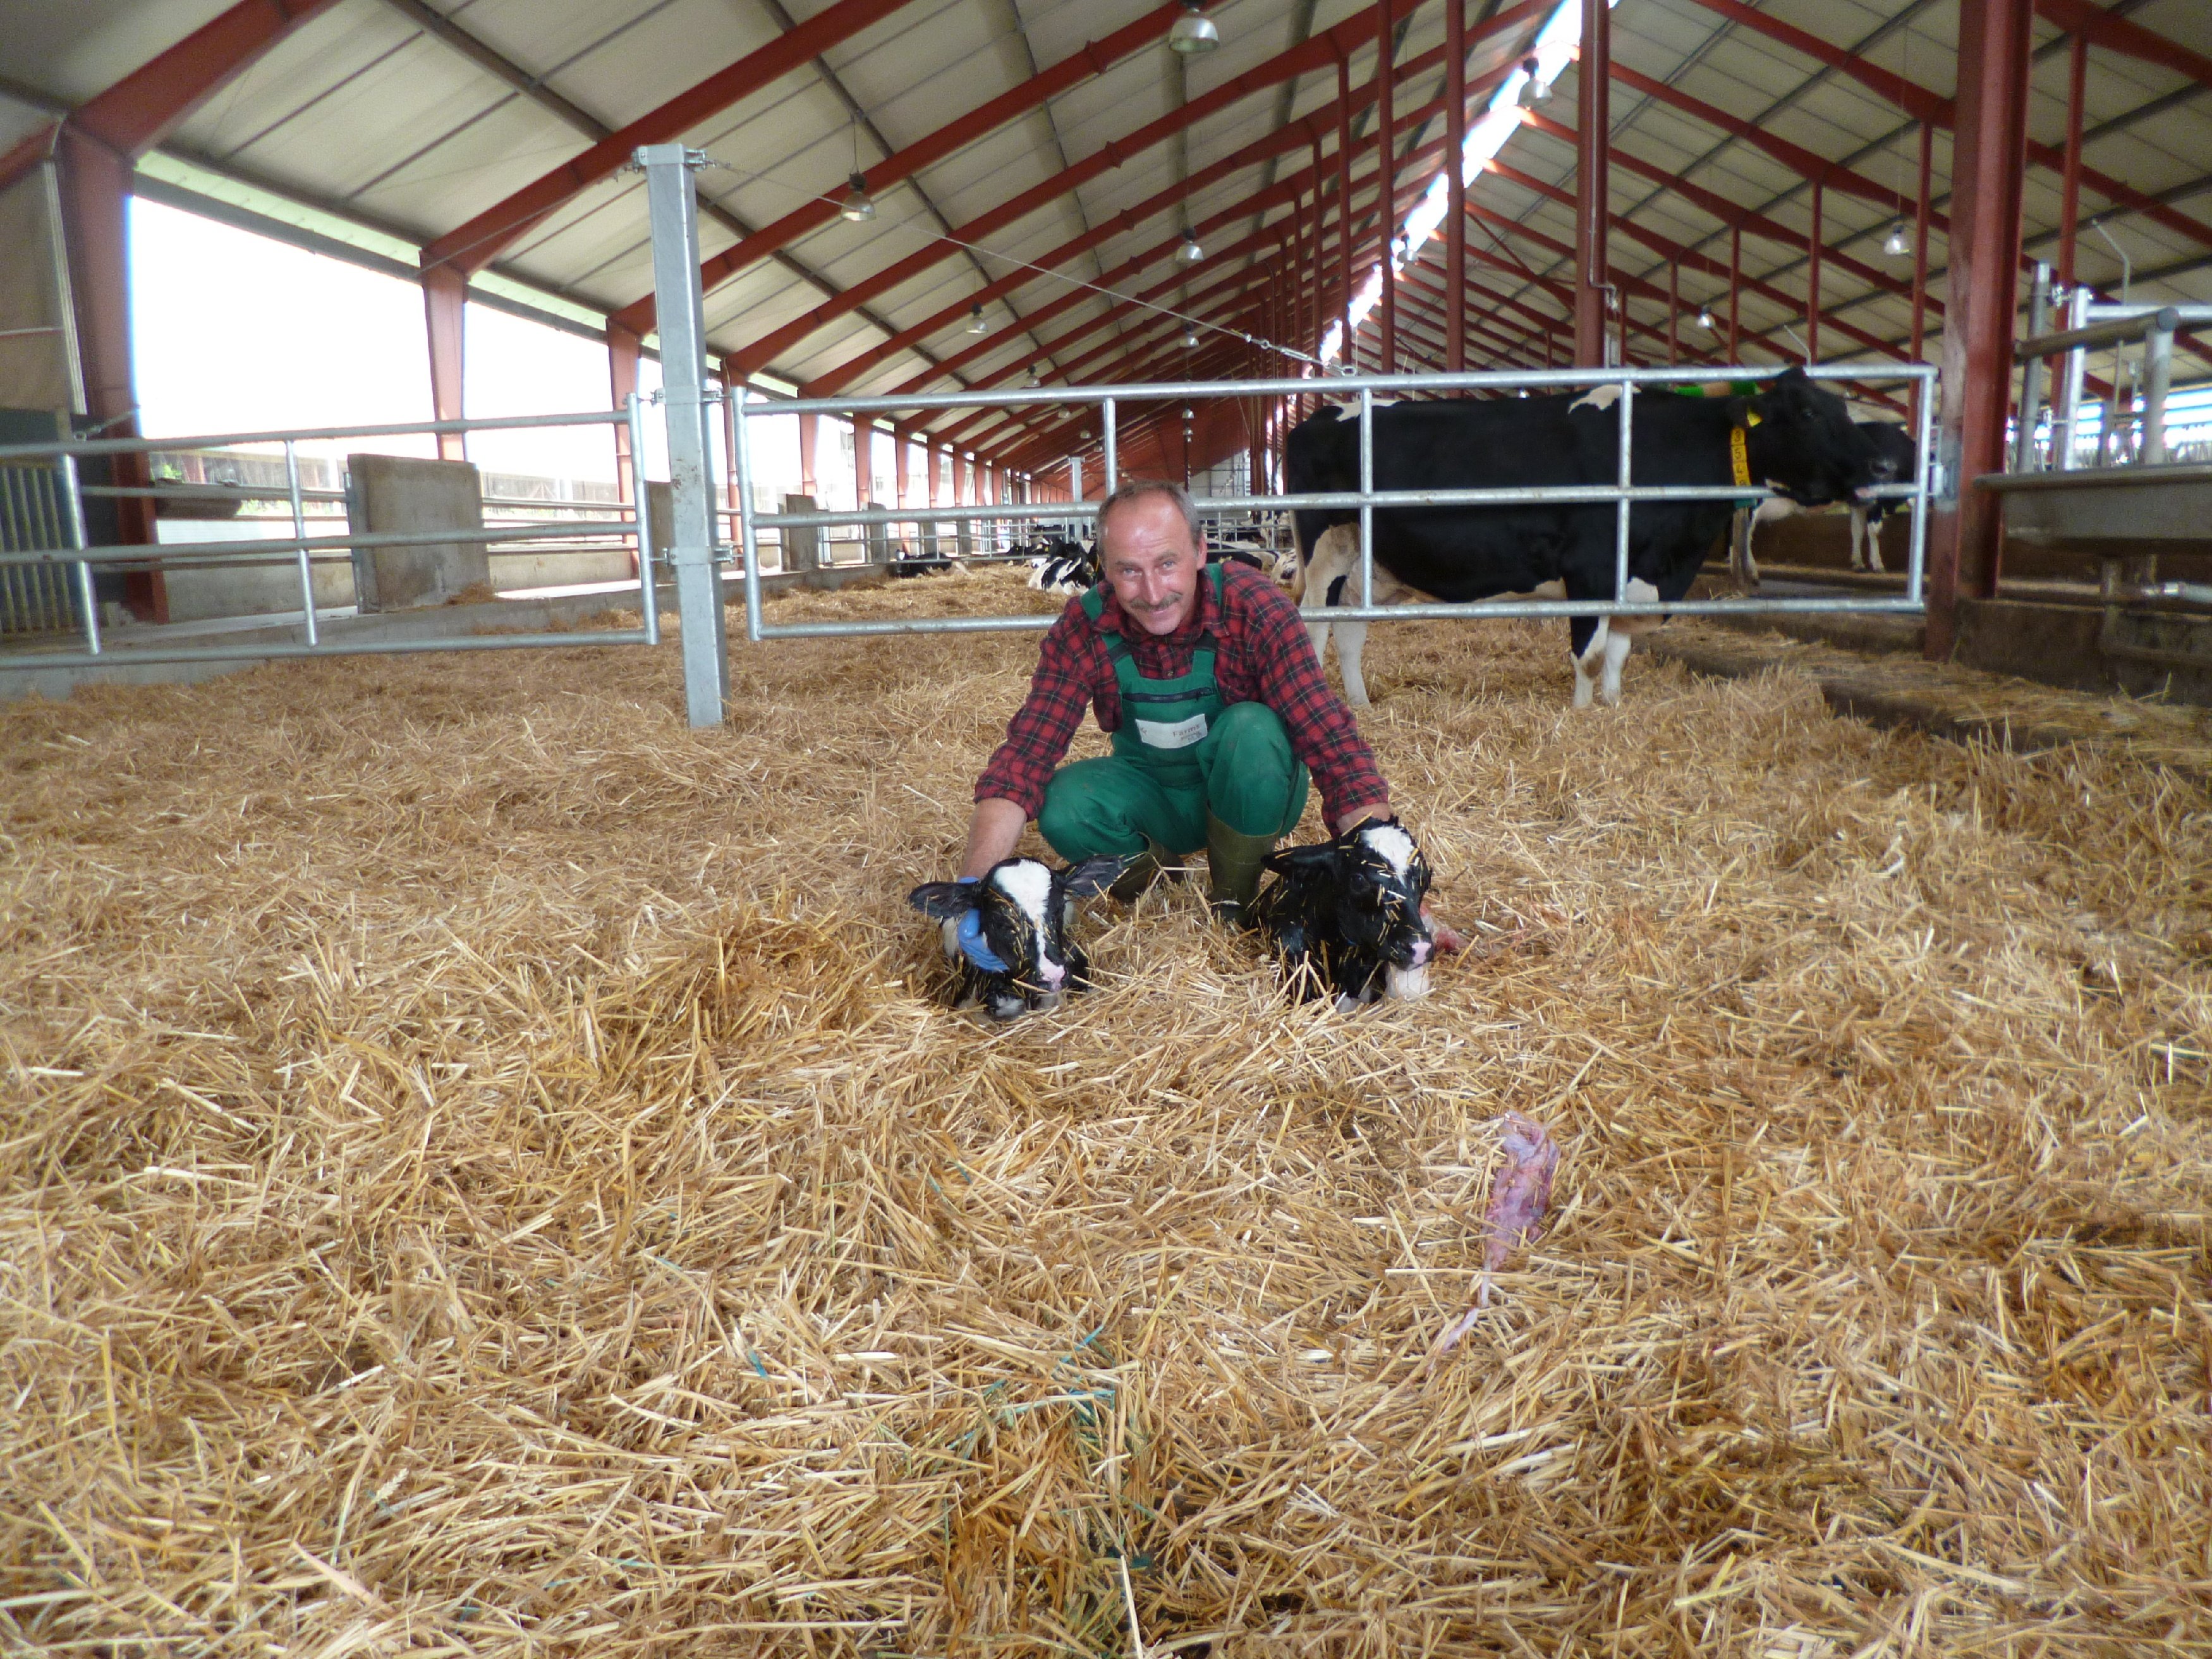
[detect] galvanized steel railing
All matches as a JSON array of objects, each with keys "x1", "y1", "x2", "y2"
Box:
[
  {"x1": 732, "y1": 362, "x2": 1936, "y2": 643},
  {"x1": 0, "y1": 402, "x2": 660, "y2": 670}
]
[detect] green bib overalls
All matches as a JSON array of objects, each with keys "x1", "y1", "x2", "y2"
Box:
[{"x1": 1036, "y1": 563, "x2": 1310, "y2": 866}]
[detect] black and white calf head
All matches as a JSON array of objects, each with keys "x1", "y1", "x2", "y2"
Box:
[
  {"x1": 1251, "y1": 818, "x2": 1436, "y2": 1007},
  {"x1": 908, "y1": 854, "x2": 1122, "y2": 1019}
]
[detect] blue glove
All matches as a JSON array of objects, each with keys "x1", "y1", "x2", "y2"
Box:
[{"x1": 954, "y1": 878, "x2": 1009, "y2": 973}]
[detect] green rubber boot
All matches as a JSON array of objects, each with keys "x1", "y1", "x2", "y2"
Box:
[
  {"x1": 1205, "y1": 815, "x2": 1278, "y2": 927},
  {"x1": 1109, "y1": 838, "x2": 1181, "y2": 903}
]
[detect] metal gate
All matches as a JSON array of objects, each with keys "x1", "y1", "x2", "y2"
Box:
[
  {"x1": 730, "y1": 363, "x2": 1935, "y2": 643},
  {"x1": 0, "y1": 401, "x2": 661, "y2": 671},
  {"x1": 0, "y1": 459, "x2": 87, "y2": 640}
]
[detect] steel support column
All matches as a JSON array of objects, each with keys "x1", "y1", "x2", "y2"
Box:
[
  {"x1": 893, "y1": 427, "x2": 911, "y2": 552},
  {"x1": 1806, "y1": 178, "x2": 1823, "y2": 363},
  {"x1": 1375, "y1": 0, "x2": 1396, "y2": 372},
  {"x1": 1338, "y1": 54, "x2": 1356, "y2": 360},
  {"x1": 798, "y1": 412, "x2": 818, "y2": 497},
  {"x1": 1728, "y1": 225, "x2": 1741, "y2": 360},
  {"x1": 53, "y1": 130, "x2": 159, "y2": 618},
  {"x1": 1911, "y1": 123, "x2": 1932, "y2": 363},
  {"x1": 638, "y1": 145, "x2": 728, "y2": 728},
  {"x1": 1301, "y1": 132, "x2": 1318, "y2": 363},
  {"x1": 423, "y1": 265, "x2": 466, "y2": 462},
  {"x1": 1928, "y1": 0, "x2": 2033, "y2": 661},
  {"x1": 608, "y1": 321, "x2": 641, "y2": 506},
  {"x1": 722, "y1": 357, "x2": 744, "y2": 523},
  {"x1": 2059, "y1": 32, "x2": 2085, "y2": 294},
  {"x1": 1667, "y1": 259, "x2": 1678, "y2": 365},
  {"x1": 1574, "y1": 0, "x2": 1611, "y2": 365},
  {"x1": 1445, "y1": 0, "x2": 1467, "y2": 372}
]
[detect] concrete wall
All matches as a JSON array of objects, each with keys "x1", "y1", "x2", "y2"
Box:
[
  {"x1": 155, "y1": 519, "x2": 357, "y2": 623},
  {"x1": 781, "y1": 494, "x2": 820, "y2": 574},
  {"x1": 346, "y1": 453, "x2": 489, "y2": 610}
]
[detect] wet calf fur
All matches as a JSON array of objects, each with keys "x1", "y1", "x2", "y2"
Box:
[
  {"x1": 908, "y1": 855, "x2": 1123, "y2": 1019},
  {"x1": 1250, "y1": 819, "x2": 1435, "y2": 1006}
]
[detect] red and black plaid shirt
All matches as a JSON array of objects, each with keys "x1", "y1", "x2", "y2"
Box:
[{"x1": 976, "y1": 559, "x2": 1390, "y2": 827}]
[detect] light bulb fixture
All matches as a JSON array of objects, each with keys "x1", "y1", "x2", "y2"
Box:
[
  {"x1": 1167, "y1": 1, "x2": 1219, "y2": 56},
  {"x1": 1696, "y1": 306, "x2": 1716, "y2": 331},
  {"x1": 1882, "y1": 219, "x2": 1912, "y2": 257},
  {"x1": 1182, "y1": 407, "x2": 1195, "y2": 422},
  {"x1": 840, "y1": 172, "x2": 875, "y2": 222},
  {"x1": 1516, "y1": 57, "x2": 1551, "y2": 109},
  {"x1": 1176, "y1": 229, "x2": 1205, "y2": 265},
  {"x1": 1023, "y1": 364, "x2": 1042, "y2": 388},
  {"x1": 1182, "y1": 324, "x2": 1200, "y2": 348},
  {"x1": 968, "y1": 303, "x2": 988, "y2": 334}
]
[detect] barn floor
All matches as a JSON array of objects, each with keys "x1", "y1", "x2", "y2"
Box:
[{"x1": 4, "y1": 566, "x2": 2211, "y2": 1657}]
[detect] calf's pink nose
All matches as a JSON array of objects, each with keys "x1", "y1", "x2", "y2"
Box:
[
  {"x1": 1037, "y1": 958, "x2": 1066, "y2": 988},
  {"x1": 1407, "y1": 940, "x2": 1432, "y2": 967}
]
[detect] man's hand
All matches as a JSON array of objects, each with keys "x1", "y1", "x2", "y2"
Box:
[
  {"x1": 952, "y1": 883, "x2": 1010, "y2": 973},
  {"x1": 959, "y1": 796, "x2": 1028, "y2": 879}
]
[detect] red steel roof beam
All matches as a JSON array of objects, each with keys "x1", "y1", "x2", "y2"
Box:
[
  {"x1": 809, "y1": 51, "x2": 1521, "y2": 398},
  {"x1": 2035, "y1": 0, "x2": 2212, "y2": 90},
  {"x1": 1524, "y1": 111, "x2": 1948, "y2": 324},
  {"x1": 1, "y1": 0, "x2": 343, "y2": 192},
  {"x1": 911, "y1": 127, "x2": 1459, "y2": 440},
  {"x1": 648, "y1": 2, "x2": 1200, "y2": 336},
  {"x1": 1483, "y1": 161, "x2": 1912, "y2": 364},
  {"x1": 902, "y1": 120, "x2": 1438, "y2": 403},
  {"x1": 421, "y1": 0, "x2": 919, "y2": 277},
  {"x1": 1670, "y1": 1, "x2": 2212, "y2": 255},
  {"x1": 947, "y1": 138, "x2": 1458, "y2": 459},
  {"x1": 703, "y1": 0, "x2": 1550, "y2": 372}
]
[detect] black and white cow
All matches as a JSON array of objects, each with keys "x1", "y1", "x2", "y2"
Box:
[
  {"x1": 1250, "y1": 818, "x2": 1435, "y2": 1008},
  {"x1": 1025, "y1": 537, "x2": 1098, "y2": 594},
  {"x1": 1283, "y1": 368, "x2": 1894, "y2": 706},
  {"x1": 889, "y1": 548, "x2": 952, "y2": 578},
  {"x1": 1730, "y1": 420, "x2": 1917, "y2": 588},
  {"x1": 908, "y1": 854, "x2": 1124, "y2": 1020}
]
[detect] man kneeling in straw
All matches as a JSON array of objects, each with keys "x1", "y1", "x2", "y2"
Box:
[{"x1": 941, "y1": 479, "x2": 1403, "y2": 964}]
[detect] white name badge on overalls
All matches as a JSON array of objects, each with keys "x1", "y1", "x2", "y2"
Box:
[{"x1": 1135, "y1": 712, "x2": 1208, "y2": 750}]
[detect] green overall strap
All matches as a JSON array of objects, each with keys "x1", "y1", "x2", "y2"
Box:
[{"x1": 1083, "y1": 564, "x2": 1229, "y2": 767}]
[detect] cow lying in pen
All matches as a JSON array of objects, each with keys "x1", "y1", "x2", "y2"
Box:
[
  {"x1": 1250, "y1": 818, "x2": 1435, "y2": 1009},
  {"x1": 1282, "y1": 368, "x2": 1893, "y2": 706},
  {"x1": 907, "y1": 854, "x2": 1122, "y2": 1020}
]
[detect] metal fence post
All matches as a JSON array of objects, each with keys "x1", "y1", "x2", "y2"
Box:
[
  {"x1": 58, "y1": 453, "x2": 100, "y2": 655},
  {"x1": 638, "y1": 143, "x2": 729, "y2": 729},
  {"x1": 625, "y1": 392, "x2": 660, "y2": 645},
  {"x1": 2015, "y1": 262, "x2": 2051, "y2": 471},
  {"x1": 1358, "y1": 388, "x2": 1374, "y2": 606},
  {"x1": 283, "y1": 439, "x2": 318, "y2": 646},
  {"x1": 1614, "y1": 375, "x2": 1634, "y2": 600},
  {"x1": 2142, "y1": 315, "x2": 2173, "y2": 466},
  {"x1": 2055, "y1": 286, "x2": 2089, "y2": 471}
]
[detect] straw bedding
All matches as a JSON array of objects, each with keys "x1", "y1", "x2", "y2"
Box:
[{"x1": 3, "y1": 566, "x2": 2209, "y2": 1657}]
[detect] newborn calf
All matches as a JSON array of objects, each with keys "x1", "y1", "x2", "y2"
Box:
[
  {"x1": 908, "y1": 854, "x2": 1122, "y2": 1019},
  {"x1": 1250, "y1": 818, "x2": 1435, "y2": 1007}
]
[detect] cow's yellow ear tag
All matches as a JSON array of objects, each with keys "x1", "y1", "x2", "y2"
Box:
[
  {"x1": 1746, "y1": 409, "x2": 1763, "y2": 427},
  {"x1": 1729, "y1": 424, "x2": 1753, "y2": 487}
]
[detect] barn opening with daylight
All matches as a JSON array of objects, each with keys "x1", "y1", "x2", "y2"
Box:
[{"x1": 3, "y1": 1, "x2": 2210, "y2": 1653}]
